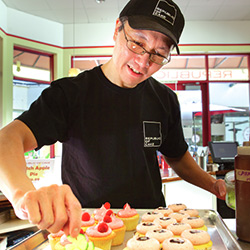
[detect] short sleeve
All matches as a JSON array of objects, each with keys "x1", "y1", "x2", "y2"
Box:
[
  {"x1": 16, "y1": 79, "x2": 72, "y2": 149},
  {"x1": 158, "y1": 89, "x2": 188, "y2": 158}
]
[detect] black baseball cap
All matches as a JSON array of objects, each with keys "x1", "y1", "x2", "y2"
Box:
[{"x1": 119, "y1": 0, "x2": 185, "y2": 54}]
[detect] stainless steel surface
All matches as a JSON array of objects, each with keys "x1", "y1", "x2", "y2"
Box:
[
  {"x1": 200, "y1": 210, "x2": 241, "y2": 250},
  {"x1": 9, "y1": 209, "x2": 250, "y2": 250}
]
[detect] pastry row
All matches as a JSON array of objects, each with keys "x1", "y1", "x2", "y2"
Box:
[{"x1": 48, "y1": 202, "x2": 212, "y2": 250}]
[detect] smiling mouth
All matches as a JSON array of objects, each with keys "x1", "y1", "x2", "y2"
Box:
[{"x1": 128, "y1": 64, "x2": 141, "y2": 74}]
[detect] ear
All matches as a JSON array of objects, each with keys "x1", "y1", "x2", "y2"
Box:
[{"x1": 113, "y1": 18, "x2": 122, "y2": 42}]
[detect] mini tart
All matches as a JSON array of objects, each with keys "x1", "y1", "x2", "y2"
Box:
[
  {"x1": 168, "y1": 203, "x2": 187, "y2": 212},
  {"x1": 153, "y1": 217, "x2": 177, "y2": 229},
  {"x1": 181, "y1": 229, "x2": 213, "y2": 250},
  {"x1": 124, "y1": 236, "x2": 161, "y2": 250},
  {"x1": 146, "y1": 229, "x2": 173, "y2": 243},
  {"x1": 111, "y1": 224, "x2": 126, "y2": 246},
  {"x1": 116, "y1": 213, "x2": 139, "y2": 231},
  {"x1": 81, "y1": 212, "x2": 96, "y2": 232},
  {"x1": 169, "y1": 212, "x2": 190, "y2": 222},
  {"x1": 141, "y1": 211, "x2": 162, "y2": 222},
  {"x1": 86, "y1": 222, "x2": 116, "y2": 250},
  {"x1": 154, "y1": 207, "x2": 173, "y2": 217},
  {"x1": 86, "y1": 231, "x2": 116, "y2": 250},
  {"x1": 181, "y1": 217, "x2": 207, "y2": 231},
  {"x1": 162, "y1": 237, "x2": 194, "y2": 250},
  {"x1": 136, "y1": 222, "x2": 162, "y2": 235},
  {"x1": 179, "y1": 208, "x2": 199, "y2": 217},
  {"x1": 167, "y1": 223, "x2": 191, "y2": 236},
  {"x1": 116, "y1": 203, "x2": 139, "y2": 231},
  {"x1": 103, "y1": 214, "x2": 126, "y2": 246},
  {"x1": 48, "y1": 231, "x2": 64, "y2": 250}
]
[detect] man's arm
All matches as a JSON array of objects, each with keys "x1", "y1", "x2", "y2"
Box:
[
  {"x1": 164, "y1": 150, "x2": 226, "y2": 200},
  {"x1": 0, "y1": 120, "x2": 81, "y2": 236}
]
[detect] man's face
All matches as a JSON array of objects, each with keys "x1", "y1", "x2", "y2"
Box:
[{"x1": 110, "y1": 20, "x2": 171, "y2": 88}]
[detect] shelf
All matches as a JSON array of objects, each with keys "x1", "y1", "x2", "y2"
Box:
[{"x1": 0, "y1": 218, "x2": 37, "y2": 234}]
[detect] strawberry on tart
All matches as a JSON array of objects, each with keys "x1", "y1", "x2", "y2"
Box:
[
  {"x1": 85, "y1": 222, "x2": 115, "y2": 250},
  {"x1": 81, "y1": 211, "x2": 96, "y2": 232},
  {"x1": 93, "y1": 202, "x2": 111, "y2": 222}
]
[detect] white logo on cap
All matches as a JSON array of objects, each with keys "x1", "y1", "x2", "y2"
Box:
[{"x1": 152, "y1": 0, "x2": 177, "y2": 26}]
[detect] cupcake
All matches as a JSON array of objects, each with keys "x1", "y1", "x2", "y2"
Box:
[
  {"x1": 102, "y1": 212, "x2": 126, "y2": 246},
  {"x1": 181, "y1": 217, "x2": 207, "y2": 231},
  {"x1": 48, "y1": 230, "x2": 64, "y2": 250},
  {"x1": 168, "y1": 203, "x2": 187, "y2": 212},
  {"x1": 54, "y1": 233, "x2": 102, "y2": 250},
  {"x1": 145, "y1": 229, "x2": 173, "y2": 243},
  {"x1": 154, "y1": 207, "x2": 173, "y2": 217},
  {"x1": 93, "y1": 202, "x2": 111, "y2": 222},
  {"x1": 136, "y1": 222, "x2": 162, "y2": 235},
  {"x1": 81, "y1": 211, "x2": 96, "y2": 232},
  {"x1": 153, "y1": 217, "x2": 177, "y2": 229},
  {"x1": 86, "y1": 222, "x2": 116, "y2": 250},
  {"x1": 141, "y1": 211, "x2": 162, "y2": 222},
  {"x1": 169, "y1": 212, "x2": 190, "y2": 222},
  {"x1": 167, "y1": 223, "x2": 191, "y2": 236},
  {"x1": 181, "y1": 229, "x2": 212, "y2": 250},
  {"x1": 116, "y1": 203, "x2": 139, "y2": 231},
  {"x1": 162, "y1": 237, "x2": 194, "y2": 250},
  {"x1": 179, "y1": 208, "x2": 199, "y2": 217},
  {"x1": 124, "y1": 236, "x2": 161, "y2": 250}
]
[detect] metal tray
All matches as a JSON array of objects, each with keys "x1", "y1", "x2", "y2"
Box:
[{"x1": 9, "y1": 209, "x2": 249, "y2": 250}]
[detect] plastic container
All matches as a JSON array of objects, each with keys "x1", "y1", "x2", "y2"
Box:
[
  {"x1": 225, "y1": 170, "x2": 235, "y2": 210},
  {"x1": 235, "y1": 141, "x2": 250, "y2": 242}
]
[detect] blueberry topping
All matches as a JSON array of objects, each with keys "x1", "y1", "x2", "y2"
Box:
[
  {"x1": 142, "y1": 222, "x2": 154, "y2": 226},
  {"x1": 153, "y1": 229, "x2": 166, "y2": 233},
  {"x1": 188, "y1": 217, "x2": 197, "y2": 220},
  {"x1": 190, "y1": 230, "x2": 202, "y2": 234},
  {"x1": 170, "y1": 239, "x2": 185, "y2": 244},
  {"x1": 160, "y1": 217, "x2": 171, "y2": 221},
  {"x1": 137, "y1": 236, "x2": 150, "y2": 241}
]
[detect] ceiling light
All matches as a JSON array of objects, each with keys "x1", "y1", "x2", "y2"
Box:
[{"x1": 96, "y1": 0, "x2": 105, "y2": 3}]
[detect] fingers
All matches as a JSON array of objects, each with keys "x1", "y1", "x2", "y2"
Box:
[
  {"x1": 23, "y1": 191, "x2": 42, "y2": 225},
  {"x1": 15, "y1": 184, "x2": 82, "y2": 237},
  {"x1": 63, "y1": 185, "x2": 82, "y2": 237},
  {"x1": 215, "y1": 179, "x2": 226, "y2": 200}
]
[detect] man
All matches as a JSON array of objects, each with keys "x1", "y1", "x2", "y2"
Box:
[{"x1": 0, "y1": 0, "x2": 226, "y2": 237}]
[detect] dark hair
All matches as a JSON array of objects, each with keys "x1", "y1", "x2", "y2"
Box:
[{"x1": 118, "y1": 16, "x2": 128, "y2": 32}]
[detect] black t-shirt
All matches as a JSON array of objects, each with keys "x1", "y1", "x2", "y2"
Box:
[{"x1": 17, "y1": 66, "x2": 188, "y2": 208}]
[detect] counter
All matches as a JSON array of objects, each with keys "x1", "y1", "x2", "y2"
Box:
[
  {"x1": 160, "y1": 168, "x2": 231, "y2": 183},
  {"x1": 160, "y1": 168, "x2": 181, "y2": 183}
]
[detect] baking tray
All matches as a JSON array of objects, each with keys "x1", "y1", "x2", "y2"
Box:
[{"x1": 9, "y1": 209, "x2": 249, "y2": 250}]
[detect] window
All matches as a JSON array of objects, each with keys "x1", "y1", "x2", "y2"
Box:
[
  {"x1": 13, "y1": 47, "x2": 54, "y2": 159},
  {"x1": 209, "y1": 82, "x2": 249, "y2": 145}
]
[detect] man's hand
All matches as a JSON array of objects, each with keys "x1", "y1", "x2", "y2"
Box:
[
  {"x1": 212, "y1": 179, "x2": 226, "y2": 200},
  {"x1": 12, "y1": 184, "x2": 82, "y2": 237}
]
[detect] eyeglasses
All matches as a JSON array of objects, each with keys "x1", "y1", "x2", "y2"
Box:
[{"x1": 122, "y1": 27, "x2": 171, "y2": 66}]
